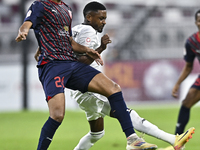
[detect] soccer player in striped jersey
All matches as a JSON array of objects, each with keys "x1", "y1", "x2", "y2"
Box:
[
  {"x1": 159, "y1": 9, "x2": 200, "y2": 150},
  {"x1": 15, "y1": 0, "x2": 157, "y2": 150},
  {"x1": 69, "y1": 2, "x2": 195, "y2": 150}
]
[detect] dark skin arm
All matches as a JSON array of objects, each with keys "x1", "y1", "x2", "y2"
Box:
[
  {"x1": 70, "y1": 37, "x2": 103, "y2": 65},
  {"x1": 77, "y1": 34, "x2": 111, "y2": 65},
  {"x1": 34, "y1": 34, "x2": 111, "y2": 65},
  {"x1": 34, "y1": 42, "x2": 103, "y2": 65},
  {"x1": 172, "y1": 61, "x2": 193, "y2": 98}
]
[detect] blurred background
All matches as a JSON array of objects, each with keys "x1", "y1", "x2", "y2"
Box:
[{"x1": 0, "y1": 0, "x2": 200, "y2": 112}]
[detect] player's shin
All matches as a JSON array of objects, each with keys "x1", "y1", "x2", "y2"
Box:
[
  {"x1": 128, "y1": 109, "x2": 175, "y2": 145},
  {"x1": 107, "y1": 92, "x2": 135, "y2": 137},
  {"x1": 107, "y1": 92, "x2": 157, "y2": 150},
  {"x1": 175, "y1": 105, "x2": 190, "y2": 135},
  {"x1": 37, "y1": 117, "x2": 61, "y2": 150}
]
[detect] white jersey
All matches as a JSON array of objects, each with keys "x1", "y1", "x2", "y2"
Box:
[
  {"x1": 70, "y1": 24, "x2": 110, "y2": 121},
  {"x1": 72, "y1": 24, "x2": 101, "y2": 70}
]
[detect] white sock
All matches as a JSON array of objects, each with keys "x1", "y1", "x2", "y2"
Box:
[
  {"x1": 129, "y1": 109, "x2": 175, "y2": 145},
  {"x1": 73, "y1": 130, "x2": 105, "y2": 150}
]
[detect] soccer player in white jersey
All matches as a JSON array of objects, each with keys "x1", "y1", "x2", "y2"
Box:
[{"x1": 70, "y1": 2, "x2": 195, "y2": 150}]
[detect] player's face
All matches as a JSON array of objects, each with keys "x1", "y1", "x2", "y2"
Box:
[
  {"x1": 195, "y1": 13, "x2": 200, "y2": 31},
  {"x1": 90, "y1": 10, "x2": 107, "y2": 33}
]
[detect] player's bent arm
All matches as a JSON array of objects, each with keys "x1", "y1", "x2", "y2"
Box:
[
  {"x1": 70, "y1": 37, "x2": 90, "y2": 53},
  {"x1": 78, "y1": 46, "x2": 107, "y2": 65},
  {"x1": 97, "y1": 34, "x2": 112, "y2": 54},
  {"x1": 70, "y1": 37, "x2": 103, "y2": 65},
  {"x1": 15, "y1": 21, "x2": 32, "y2": 42},
  {"x1": 77, "y1": 55, "x2": 94, "y2": 65},
  {"x1": 77, "y1": 45, "x2": 107, "y2": 65},
  {"x1": 75, "y1": 34, "x2": 111, "y2": 65}
]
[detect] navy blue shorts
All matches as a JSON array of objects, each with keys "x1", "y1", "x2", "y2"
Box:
[
  {"x1": 38, "y1": 60, "x2": 101, "y2": 101},
  {"x1": 191, "y1": 75, "x2": 200, "y2": 90}
]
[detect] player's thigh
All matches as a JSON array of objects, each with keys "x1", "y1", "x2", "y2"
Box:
[
  {"x1": 65, "y1": 62, "x2": 100, "y2": 93},
  {"x1": 48, "y1": 93, "x2": 65, "y2": 122},
  {"x1": 38, "y1": 61, "x2": 70, "y2": 101},
  {"x1": 88, "y1": 73, "x2": 121, "y2": 97},
  {"x1": 183, "y1": 87, "x2": 200, "y2": 108}
]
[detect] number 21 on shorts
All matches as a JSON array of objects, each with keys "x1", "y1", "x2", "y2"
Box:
[{"x1": 54, "y1": 76, "x2": 64, "y2": 88}]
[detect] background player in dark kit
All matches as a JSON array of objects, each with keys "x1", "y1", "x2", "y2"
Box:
[{"x1": 158, "y1": 9, "x2": 200, "y2": 150}]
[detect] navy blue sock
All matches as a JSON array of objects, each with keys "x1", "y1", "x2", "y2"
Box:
[
  {"x1": 175, "y1": 105, "x2": 190, "y2": 135},
  {"x1": 37, "y1": 117, "x2": 61, "y2": 150},
  {"x1": 108, "y1": 92, "x2": 135, "y2": 137}
]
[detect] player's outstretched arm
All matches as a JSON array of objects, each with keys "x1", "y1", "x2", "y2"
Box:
[
  {"x1": 15, "y1": 21, "x2": 32, "y2": 42},
  {"x1": 70, "y1": 37, "x2": 103, "y2": 65}
]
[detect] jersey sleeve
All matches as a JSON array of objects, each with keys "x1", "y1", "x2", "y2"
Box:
[
  {"x1": 24, "y1": 1, "x2": 44, "y2": 29},
  {"x1": 184, "y1": 41, "x2": 195, "y2": 63}
]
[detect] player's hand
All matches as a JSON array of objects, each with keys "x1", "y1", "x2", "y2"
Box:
[
  {"x1": 86, "y1": 48, "x2": 103, "y2": 66},
  {"x1": 100, "y1": 34, "x2": 112, "y2": 50},
  {"x1": 15, "y1": 21, "x2": 32, "y2": 42},
  {"x1": 172, "y1": 84, "x2": 180, "y2": 98},
  {"x1": 34, "y1": 47, "x2": 41, "y2": 62},
  {"x1": 15, "y1": 31, "x2": 28, "y2": 42}
]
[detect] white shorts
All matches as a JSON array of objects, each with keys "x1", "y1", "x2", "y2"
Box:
[{"x1": 70, "y1": 90, "x2": 111, "y2": 121}]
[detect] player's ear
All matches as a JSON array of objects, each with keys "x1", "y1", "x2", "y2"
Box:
[{"x1": 86, "y1": 14, "x2": 92, "y2": 22}]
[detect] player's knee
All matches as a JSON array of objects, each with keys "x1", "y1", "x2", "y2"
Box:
[
  {"x1": 111, "y1": 82, "x2": 121, "y2": 93},
  {"x1": 182, "y1": 99, "x2": 193, "y2": 108},
  {"x1": 90, "y1": 130, "x2": 105, "y2": 143},
  {"x1": 51, "y1": 112, "x2": 65, "y2": 123}
]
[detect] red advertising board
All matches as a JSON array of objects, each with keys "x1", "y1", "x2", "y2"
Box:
[{"x1": 104, "y1": 59, "x2": 199, "y2": 102}]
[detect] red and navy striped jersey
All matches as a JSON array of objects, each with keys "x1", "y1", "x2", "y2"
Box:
[
  {"x1": 24, "y1": 0, "x2": 77, "y2": 66},
  {"x1": 184, "y1": 32, "x2": 200, "y2": 63}
]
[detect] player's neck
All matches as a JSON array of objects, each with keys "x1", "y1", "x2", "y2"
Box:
[
  {"x1": 83, "y1": 20, "x2": 91, "y2": 26},
  {"x1": 83, "y1": 23, "x2": 89, "y2": 25}
]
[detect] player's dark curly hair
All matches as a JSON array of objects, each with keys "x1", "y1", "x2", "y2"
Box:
[
  {"x1": 83, "y1": 1, "x2": 106, "y2": 17},
  {"x1": 195, "y1": 10, "x2": 200, "y2": 21}
]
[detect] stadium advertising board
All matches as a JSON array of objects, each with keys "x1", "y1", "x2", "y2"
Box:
[{"x1": 104, "y1": 59, "x2": 199, "y2": 102}]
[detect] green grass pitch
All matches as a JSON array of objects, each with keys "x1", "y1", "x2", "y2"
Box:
[{"x1": 0, "y1": 105, "x2": 199, "y2": 150}]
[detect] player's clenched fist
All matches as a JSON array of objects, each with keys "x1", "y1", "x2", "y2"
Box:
[{"x1": 100, "y1": 34, "x2": 112, "y2": 50}]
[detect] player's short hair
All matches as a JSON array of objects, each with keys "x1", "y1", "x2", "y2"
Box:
[
  {"x1": 83, "y1": 1, "x2": 106, "y2": 17},
  {"x1": 195, "y1": 10, "x2": 200, "y2": 21}
]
